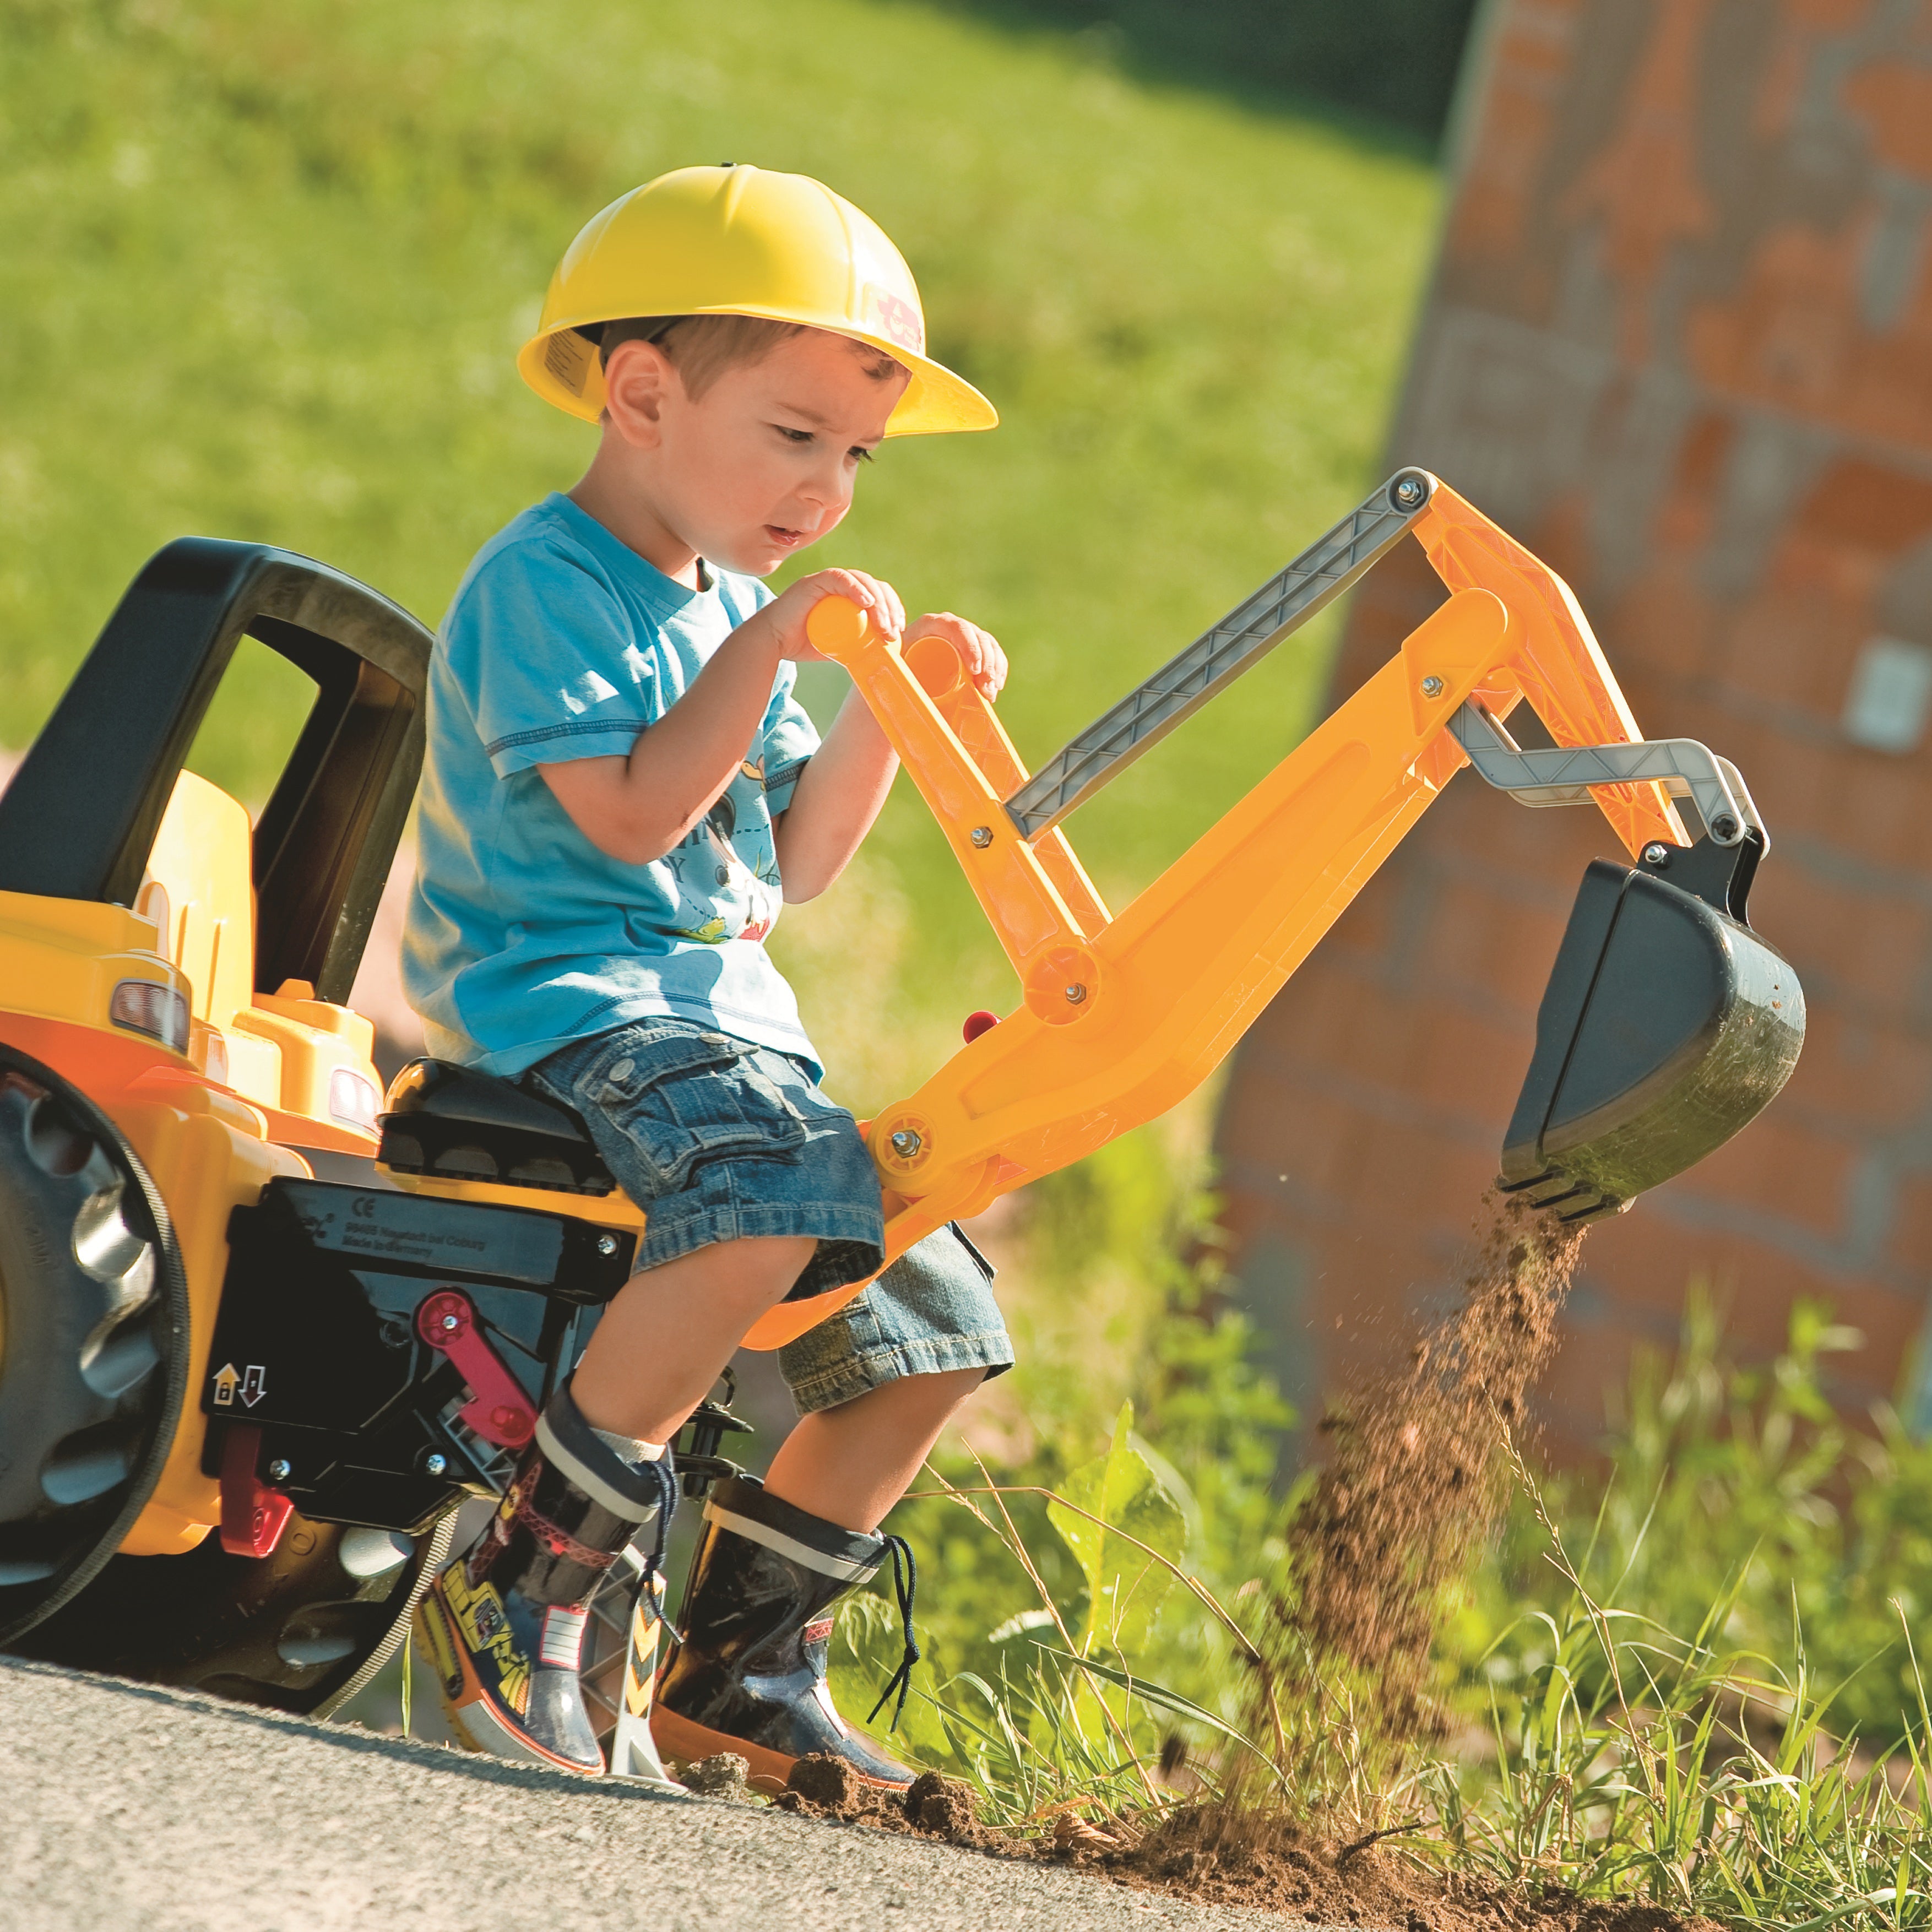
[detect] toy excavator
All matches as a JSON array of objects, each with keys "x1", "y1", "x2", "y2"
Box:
[{"x1": 0, "y1": 470, "x2": 1803, "y2": 1756}]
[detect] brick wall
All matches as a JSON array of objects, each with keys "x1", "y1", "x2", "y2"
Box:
[{"x1": 1217, "y1": 0, "x2": 1932, "y2": 1453}]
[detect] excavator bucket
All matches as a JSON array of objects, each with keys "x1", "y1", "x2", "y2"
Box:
[{"x1": 1499, "y1": 837, "x2": 1805, "y2": 1224}]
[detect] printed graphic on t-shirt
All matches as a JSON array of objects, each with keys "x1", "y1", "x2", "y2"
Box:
[{"x1": 666, "y1": 757, "x2": 783, "y2": 947}]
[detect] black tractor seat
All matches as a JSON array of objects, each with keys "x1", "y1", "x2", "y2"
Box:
[{"x1": 378, "y1": 1059, "x2": 617, "y2": 1197}]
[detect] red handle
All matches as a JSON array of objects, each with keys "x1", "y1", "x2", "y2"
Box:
[{"x1": 417, "y1": 1289, "x2": 538, "y2": 1450}]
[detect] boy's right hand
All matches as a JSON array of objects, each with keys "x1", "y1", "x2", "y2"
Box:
[{"x1": 755, "y1": 569, "x2": 905, "y2": 663}]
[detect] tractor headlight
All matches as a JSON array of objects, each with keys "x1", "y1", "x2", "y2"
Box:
[
  {"x1": 110, "y1": 979, "x2": 191, "y2": 1055},
  {"x1": 329, "y1": 1068, "x2": 380, "y2": 1131}
]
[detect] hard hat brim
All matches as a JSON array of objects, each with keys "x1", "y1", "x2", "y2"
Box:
[{"x1": 518, "y1": 310, "x2": 997, "y2": 437}]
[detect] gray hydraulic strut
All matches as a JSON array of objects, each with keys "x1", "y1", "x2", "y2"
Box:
[{"x1": 1001, "y1": 469, "x2": 1439, "y2": 841}]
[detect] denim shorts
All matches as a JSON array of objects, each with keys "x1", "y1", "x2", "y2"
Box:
[{"x1": 526, "y1": 1018, "x2": 1013, "y2": 1413}]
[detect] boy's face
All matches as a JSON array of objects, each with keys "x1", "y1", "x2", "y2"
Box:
[{"x1": 606, "y1": 328, "x2": 910, "y2": 578}]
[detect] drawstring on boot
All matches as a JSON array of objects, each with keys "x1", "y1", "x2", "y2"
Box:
[{"x1": 865, "y1": 1533, "x2": 920, "y2": 1732}]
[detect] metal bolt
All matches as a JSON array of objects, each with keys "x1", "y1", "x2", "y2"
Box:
[
  {"x1": 423, "y1": 1452, "x2": 449, "y2": 1478},
  {"x1": 596, "y1": 1233, "x2": 618, "y2": 1257},
  {"x1": 1393, "y1": 475, "x2": 1428, "y2": 511},
  {"x1": 969, "y1": 825, "x2": 993, "y2": 849},
  {"x1": 1711, "y1": 815, "x2": 1739, "y2": 841},
  {"x1": 890, "y1": 1129, "x2": 923, "y2": 1159},
  {"x1": 266, "y1": 1458, "x2": 291, "y2": 1483},
  {"x1": 1642, "y1": 842, "x2": 1670, "y2": 867},
  {"x1": 440, "y1": 1312, "x2": 460, "y2": 1333},
  {"x1": 1420, "y1": 676, "x2": 1445, "y2": 698},
  {"x1": 1065, "y1": 983, "x2": 1088, "y2": 1005}
]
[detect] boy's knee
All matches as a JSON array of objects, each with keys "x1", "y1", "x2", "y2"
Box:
[{"x1": 729, "y1": 1232, "x2": 820, "y2": 1307}]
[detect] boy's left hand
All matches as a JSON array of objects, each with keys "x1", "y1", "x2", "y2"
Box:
[{"x1": 909, "y1": 612, "x2": 1008, "y2": 702}]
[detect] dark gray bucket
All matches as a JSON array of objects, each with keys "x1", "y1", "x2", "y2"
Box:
[{"x1": 1499, "y1": 846, "x2": 1805, "y2": 1223}]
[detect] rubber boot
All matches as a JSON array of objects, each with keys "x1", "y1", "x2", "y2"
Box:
[
  {"x1": 651, "y1": 1474, "x2": 919, "y2": 1793},
  {"x1": 415, "y1": 1381, "x2": 675, "y2": 1774}
]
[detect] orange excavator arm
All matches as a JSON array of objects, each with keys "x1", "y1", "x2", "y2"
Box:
[{"x1": 742, "y1": 471, "x2": 1788, "y2": 1349}]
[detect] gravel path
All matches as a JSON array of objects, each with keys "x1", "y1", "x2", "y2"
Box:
[{"x1": 0, "y1": 1656, "x2": 1291, "y2": 1932}]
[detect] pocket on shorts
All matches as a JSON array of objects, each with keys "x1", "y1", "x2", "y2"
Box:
[{"x1": 591, "y1": 1029, "x2": 808, "y2": 1192}]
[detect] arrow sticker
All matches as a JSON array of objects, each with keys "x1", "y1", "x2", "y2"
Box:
[
  {"x1": 240, "y1": 1364, "x2": 267, "y2": 1409},
  {"x1": 212, "y1": 1363, "x2": 240, "y2": 1407}
]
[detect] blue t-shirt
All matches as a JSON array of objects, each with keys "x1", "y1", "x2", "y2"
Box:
[{"x1": 402, "y1": 493, "x2": 822, "y2": 1078}]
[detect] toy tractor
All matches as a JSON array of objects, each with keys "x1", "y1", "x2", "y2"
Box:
[{"x1": 0, "y1": 471, "x2": 1804, "y2": 1749}]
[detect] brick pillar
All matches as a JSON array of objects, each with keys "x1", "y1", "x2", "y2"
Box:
[{"x1": 1218, "y1": 0, "x2": 1932, "y2": 1452}]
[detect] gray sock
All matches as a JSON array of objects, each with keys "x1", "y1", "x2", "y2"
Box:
[{"x1": 592, "y1": 1426, "x2": 665, "y2": 1468}]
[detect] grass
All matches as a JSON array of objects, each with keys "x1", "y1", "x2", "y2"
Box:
[{"x1": 1, "y1": 0, "x2": 1439, "y2": 1105}]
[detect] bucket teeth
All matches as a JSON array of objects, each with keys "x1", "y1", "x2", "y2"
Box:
[{"x1": 1496, "y1": 1170, "x2": 1625, "y2": 1223}]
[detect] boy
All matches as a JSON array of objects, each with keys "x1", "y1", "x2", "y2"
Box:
[{"x1": 403, "y1": 164, "x2": 1014, "y2": 1787}]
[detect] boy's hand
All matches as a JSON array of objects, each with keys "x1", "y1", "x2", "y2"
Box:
[
  {"x1": 907, "y1": 612, "x2": 1007, "y2": 701},
  {"x1": 759, "y1": 568, "x2": 905, "y2": 663}
]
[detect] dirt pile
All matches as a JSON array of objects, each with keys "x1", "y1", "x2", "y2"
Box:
[
  {"x1": 777, "y1": 1753, "x2": 1716, "y2": 1932},
  {"x1": 775, "y1": 1753, "x2": 1018, "y2": 1858},
  {"x1": 1077, "y1": 1806, "x2": 1717, "y2": 1932},
  {"x1": 1278, "y1": 1191, "x2": 1584, "y2": 1718}
]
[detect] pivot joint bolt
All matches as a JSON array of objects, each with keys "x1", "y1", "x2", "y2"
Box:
[
  {"x1": 1065, "y1": 983, "x2": 1088, "y2": 1005},
  {"x1": 267, "y1": 1458, "x2": 291, "y2": 1483},
  {"x1": 890, "y1": 1129, "x2": 923, "y2": 1159},
  {"x1": 969, "y1": 825, "x2": 994, "y2": 849},
  {"x1": 439, "y1": 1312, "x2": 460, "y2": 1333},
  {"x1": 1642, "y1": 842, "x2": 1670, "y2": 867},
  {"x1": 1711, "y1": 815, "x2": 1739, "y2": 841},
  {"x1": 1420, "y1": 676, "x2": 1445, "y2": 698},
  {"x1": 1393, "y1": 474, "x2": 1428, "y2": 511},
  {"x1": 423, "y1": 1452, "x2": 449, "y2": 1478},
  {"x1": 596, "y1": 1234, "x2": 618, "y2": 1257}
]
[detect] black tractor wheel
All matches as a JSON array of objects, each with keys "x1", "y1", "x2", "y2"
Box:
[
  {"x1": 0, "y1": 1045, "x2": 188, "y2": 1644},
  {"x1": 15, "y1": 1500, "x2": 457, "y2": 1718}
]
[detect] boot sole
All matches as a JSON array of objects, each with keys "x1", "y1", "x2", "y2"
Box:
[
  {"x1": 413, "y1": 1594, "x2": 603, "y2": 1777},
  {"x1": 649, "y1": 1703, "x2": 913, "y2": 1797}
]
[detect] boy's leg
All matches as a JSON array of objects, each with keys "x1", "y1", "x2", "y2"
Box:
[
  {"x1": 428, "y1": 1021, "x2": 887, "y2": 1778},
  {"x1": 571, "y1": 1234, "x2": 818, "y2": 1445},
  {"x1": 653, "y1": 1226, "x2": 1012, "y2": 1790},
  {"x1": 762, "y1": 1365, "x2": 986, "y2": 1532}
]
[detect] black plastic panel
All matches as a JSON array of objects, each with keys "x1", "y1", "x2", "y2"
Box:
[{"x1": 201, "y1": 1180, "x2": 634, "y2": 1532}]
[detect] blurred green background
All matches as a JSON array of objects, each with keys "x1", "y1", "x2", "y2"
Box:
[{"x1": 3, "y1": 0, "x2": 1446, "y2": 1108}]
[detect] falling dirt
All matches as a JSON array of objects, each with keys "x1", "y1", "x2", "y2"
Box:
[{"x1": 1277, "y1": 1190, "x2": 1585, "y2": 1723}]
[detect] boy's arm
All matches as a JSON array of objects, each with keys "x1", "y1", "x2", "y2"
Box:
[
  {"x1": 540, "y1": 568, "x2": 900, "y2": 865},
  {"x1": 774, "y1": 612, "x2": 1006, "y2": 903}
]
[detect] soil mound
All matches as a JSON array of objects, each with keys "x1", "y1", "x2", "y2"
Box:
[
  {"x1": 777, "y1": 1755, "x2": 1715, "y2": 1932},
  {"x1": 774, "y1": 1753, "x2": 1018, "y2": 1858},
  {"x1": 1079, "y1": 1805, "x2": 1717, "y2": 1932}
]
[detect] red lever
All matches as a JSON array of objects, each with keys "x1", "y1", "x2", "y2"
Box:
[
  {"x1": 417, "y1": 1289, "x2": 537, "y2": 1450},
  {"x1": 963, "y1": 1010, "x2": 999, "y2": 1043},
  {"x1": 219, "y1": 1423, "x2": 294, "y2": 1559}
]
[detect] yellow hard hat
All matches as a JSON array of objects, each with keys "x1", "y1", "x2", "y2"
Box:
[{"x1": 519, "y1": 165, "x2": 997, "y2": 437}]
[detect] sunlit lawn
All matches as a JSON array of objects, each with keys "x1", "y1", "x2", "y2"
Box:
[{"x1": 3, "y1": 0, "x2": 1439, "y2": 1099}]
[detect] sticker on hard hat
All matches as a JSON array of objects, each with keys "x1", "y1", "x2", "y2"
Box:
[
  {"x1": 867, "y1": 286, "x2": 924, "y2": 352},
  {"x1": 544, "y1": 330, "x2": 594, "y2": 397}
]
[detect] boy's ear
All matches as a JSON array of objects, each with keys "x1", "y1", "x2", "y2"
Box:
[{"x1": 600, "y1": 336, "x2": 681, "y2": 447}]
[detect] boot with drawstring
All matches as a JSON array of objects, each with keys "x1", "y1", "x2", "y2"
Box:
[
  {"x1": 414, "y1": 1381, "x2": 676, "y2": 1774},
  {"x1": 650, "y1": 1474, "x2": 920, "y2": 1793}
]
